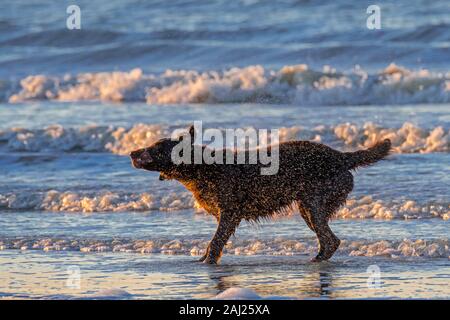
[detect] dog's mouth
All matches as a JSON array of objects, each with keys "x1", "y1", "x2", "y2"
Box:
[
  {"x1": 131, "y1": 157, "x2": 145, "y2": 168},
  {"x1": 130, "y1": 151, "x2": 153, "y2": 169}
]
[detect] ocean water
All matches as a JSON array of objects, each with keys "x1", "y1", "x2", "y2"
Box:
[{"x1": 0, "y1": 0, "x2": 449, "y2": 299}]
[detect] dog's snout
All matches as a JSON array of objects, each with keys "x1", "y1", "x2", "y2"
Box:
[
  {"x1": 141, "y1": 152, "x2": 152, "y2": 162},
  {"x1": 130, "y1": 149, "x2": 143, "y2": 158},
  {"x1": 130, "y1": 148, "x2": 153, "y2": 169}
]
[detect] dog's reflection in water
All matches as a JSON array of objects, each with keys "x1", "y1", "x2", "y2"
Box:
[{"x1": 204, "y1": 258, "x2": 337, "y2": 299}]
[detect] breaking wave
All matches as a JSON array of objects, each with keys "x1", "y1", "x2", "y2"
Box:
[
  {"x1": 0, "y1": 190, "x2": 195, "y2": 213},
  {"x1": 1, "y1": 122, "x2": 448, "y2": 154},
  {"x1": 0, "y1": 191, "x2": 448, "y2": 219},
  {"x1": 0, "y1": 123, "x2": 169, "y2": 155},
  {"x1": 5, "y1": 64, "x2": 450, "y2": 106},
  {"x1": 0, "y1": 236, "x2": 448, "y2": 259}
]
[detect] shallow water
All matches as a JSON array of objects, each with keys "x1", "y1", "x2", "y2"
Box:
[
  {"x1": 0, "y1": 209, "x2": 449, "y2": 299},
  {"x1": 0, "y1": 102, "x2": 449, "y2": 299},
  {"x1": 1, "y1": 249, "x2": 449, "y2": 299}
]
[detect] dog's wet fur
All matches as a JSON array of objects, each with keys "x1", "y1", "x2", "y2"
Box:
[{"x1": 130, "y1": 126, "x2": 391, "y2": 264}]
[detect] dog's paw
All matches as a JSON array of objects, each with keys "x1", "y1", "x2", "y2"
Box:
[
  {"x1": 310, "y1": 255, "x2": 327, "y2": 263},
  {"x1": 202, "y1": 257, "x2": 218, "y2": 265}
]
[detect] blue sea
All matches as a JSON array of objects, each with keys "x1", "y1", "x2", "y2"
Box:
[{"x1": 0, "y1": 0, "x2": 449, "y2": 299}]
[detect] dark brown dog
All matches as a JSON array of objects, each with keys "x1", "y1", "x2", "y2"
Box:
[{"x1": 130, "y1": 126, "x2": 391, "y2": 264}]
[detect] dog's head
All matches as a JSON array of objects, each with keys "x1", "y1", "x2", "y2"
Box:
[{"x1": 130, "y1": 125, "x2": 194, "y2": 172}]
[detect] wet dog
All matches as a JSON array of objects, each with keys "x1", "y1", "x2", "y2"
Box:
[{"x1": 131, "y1": 125, "x2": 391, "y2": 264}]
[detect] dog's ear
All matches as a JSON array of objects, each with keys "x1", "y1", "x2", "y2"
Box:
[
  {"x1": 177, "y1": 125, "x2": 195, "y2": 144},
  {"x1": 188, "y1": 125, "x2": 195, "y2": 139}
]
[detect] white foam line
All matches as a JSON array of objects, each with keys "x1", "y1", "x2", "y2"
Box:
[
  {"x1": 0, "y1": 190, "x2": 195, "y2": 212},
  {"x1": 1, "y1": 236, "x2": 448, "y2": 259},
  {"x1": 0, "y1": 191, "x2": 448, "y2": 219}
]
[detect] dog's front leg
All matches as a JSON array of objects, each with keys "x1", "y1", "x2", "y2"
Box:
[{"x1": 201, "y1": 212, "x2": 239, "y2": 265}]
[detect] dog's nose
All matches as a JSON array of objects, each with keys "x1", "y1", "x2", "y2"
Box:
[{"x1": 130, "y1": 150, "x2": 142, "y2": 158}]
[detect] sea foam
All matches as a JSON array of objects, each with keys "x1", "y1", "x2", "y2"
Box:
[
  {"x1": 0, "y1": 190, "x2": 195, "y2": 212},
  {"x1": 0, "y1": 191, "x2": 448, "y2": 219},
  {"x1": 1, "y1": 122, "x2": 448, "y2": 154},
  {"x1": 1, "y1": 236, "x2": 448, "y2": 259},
  {"x1": 213, "y1": 288, "x2": 293, "y2": 300},
  {"x1": 6, "y1": 64, "x2": 450, "y2": 106}
]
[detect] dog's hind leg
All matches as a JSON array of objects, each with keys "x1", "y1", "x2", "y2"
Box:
[
  {"x1": 298, "y1": 205, "x2": 315, "y2": 232},
  {"x1": 298, "y1": 198, "x2": 341, "y2": 262},
  {"x1": 200, "y1": 211, "x2": 240, "y2": 264},
  {"x1": 311, "y1": 219, "x2": 341, "y2": 262},
  {"x1": 299, "y1": 172, "x2": 353, "y2": 262}
]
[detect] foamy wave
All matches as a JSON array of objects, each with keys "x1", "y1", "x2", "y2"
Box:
[
  {"x1": 0, "y1": 190, "x2": 195, "y2": 212},
  {"x1": 337, "y1": 196, "x2": 449, "y2": 220},
  {"x1": 1, "y1": 122, "x2": 448, "y2": 154},
  {"x1": 0, "y1": 236, "x2": 448, "y2": 259},
  {"x1": 0, "y1": 124, "x2": 169, "y2": 154},
  {"x1": 279, "y1": 122, "x2": 450, "y2": 153},
  {"x1": 6, "y1": 64, "x2": 450, "y2": 105},
  {"x1": 0, "y1": 191, "x2": 448, "y2": 219}
]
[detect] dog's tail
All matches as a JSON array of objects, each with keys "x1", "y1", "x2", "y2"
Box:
[{"x1": 343, "y1": 139, "x2": 391, "y2": 170}]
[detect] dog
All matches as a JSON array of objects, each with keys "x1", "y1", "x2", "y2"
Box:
[{"x1": 130, "y1": 125, "x2": 391, "y2": 264}]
